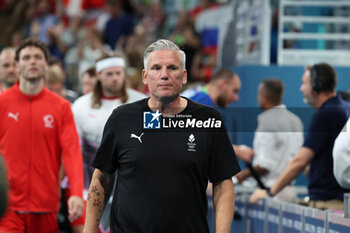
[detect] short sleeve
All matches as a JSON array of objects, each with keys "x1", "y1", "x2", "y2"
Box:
[
  {"x1": 208, "y1": 112, "x2": 241, "y2": 183},
  {"x1": 91, "y1": 109, "x2": 120, "y2": 174}
]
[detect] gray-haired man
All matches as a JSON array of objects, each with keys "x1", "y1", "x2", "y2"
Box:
[{"x1": 84, "y1": 39, "x2": 240, "y2": 233}]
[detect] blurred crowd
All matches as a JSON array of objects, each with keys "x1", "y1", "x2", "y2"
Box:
[
  {"x1": 2, "y1": 1, "x2": 350, "y2": 232},
  {"x1": 0, "y1": 0, "x2": 234, "y2": 94}
]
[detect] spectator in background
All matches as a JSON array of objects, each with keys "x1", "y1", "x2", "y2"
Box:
[
  {"x1": 77, "y1": 28, "x2": 111, "y2": 79},
  {"x1": 190, "y1": 47, "x2": 218, "y2": 83},
  {"x1": 124, "y1": 24, "x2": 148, "y2": 71},
  {"x1": 182, "y1": 68, "x2": 254, "y2": 162},
  {"x1": 251, "y1": 63, "x2": 350, "y2": 210},
  {"x1": 46, "y1": 22, "x2": 67, "y2": 63},
  {"x1": 73, "y1": 53, "x2": 146, "y2": 188},
  {"x1": 30, "y1": 0, "x2": 59, "y2": 45},
  {"x1": 80, "y1": 66, "x2": 97, "y2": 95},
  {"x1": 137, "y1": 1, "x2": 165, "y2": 44},
  {"x1": 0, "y1": 37, "x2": 84, "y2": 232},
  {"x1": 123, "y1": 24, "x2": 149, "y2": 93},
  {"x1": 103, "y1": 0, "x2": 134, "y2": 50},
  {"x1": 0, "y1": 47, "x2": 19, "y2": 93},
  {"x1": 72, "y1": 53, "x2": 146, "y2": 232},
  {"x1": 63, "y1": 16, "x2": 89, "y2": 92},
  {"x1": 182, "y1": 68, "x2": 240, "y2": 108},
  {"x1": 10, "y1": 31, "x2": 24, "y2": 49},
  {"x1": 235, "y1": 79, "x2": 303, "y2": 202},
  {"x1": 168, "y1": 10, "x2": 201, "y2": 83},
  {"x1": 0, "y1": 1, "x2": 30, "y2": 48},
  {"x1": 46, "y1": 58, "x2": 79, "y2": 103}
]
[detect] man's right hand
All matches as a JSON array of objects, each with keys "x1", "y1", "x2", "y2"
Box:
[
  {"x1": 67, "y1": 195, "x2": 84, "y2": 222},
  {"x1": 250, "y1": 189, "x2": 268, "y2": 204}
]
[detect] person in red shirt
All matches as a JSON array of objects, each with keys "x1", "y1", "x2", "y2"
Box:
[{"x1": 0, "y1": 37, "x2": 84, "y2": 233}]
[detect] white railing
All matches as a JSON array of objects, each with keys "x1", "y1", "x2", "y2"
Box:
[{"x1": 278, "y1": 0, "x2": 350, "y2": 66}]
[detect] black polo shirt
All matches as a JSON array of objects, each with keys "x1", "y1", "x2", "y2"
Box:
[{"x1": 92, "y1": 98, "x2": 240, "y2": 233}]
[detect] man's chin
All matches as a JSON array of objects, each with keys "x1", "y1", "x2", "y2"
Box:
[
  {"x1": 106, "y1": 88, "x2": 121, "y2": 96},
  {"x1": 303, "y1": 98, "x2": 308, "y2": 104},
  {"x1": 158, "y1": 94, "x2": 178, "y2": 103},
  {"x1": 5, "y1": 78, "x2": 18, "y2": 86},
  {"x1": 27, "y1": 76, "x2": 41, "y2": 80},
  {"x1": 303, "y1": 97, "x2": 314, "y2": 106},
  {"x1": 216, "y1": 98, "x2": 227, "y2": 108}
]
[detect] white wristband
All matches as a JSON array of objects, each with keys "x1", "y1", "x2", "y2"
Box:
[{"x1": 232, "y1": 177, "x2": 238, "y2": 185}]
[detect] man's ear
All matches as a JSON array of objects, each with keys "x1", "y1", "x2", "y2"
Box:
[
  {"x1": 142, "y1": 69, "x2": 148, "y2": 85},
  {"x1": 311, "y1": 89, "x2": 318, "y2": 98},
  {"x1": 182, "y1": 69, "x2": 187, "y2": 85},
  {"x1": 217, "y1": 79, "x2": 227, "y2": 88},
  {"x1": 262, "y1": 93, "x2": 269, "y2": 104}
]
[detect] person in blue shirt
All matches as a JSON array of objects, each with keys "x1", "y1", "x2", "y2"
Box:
[
  {"x1": 182, "y1": 68, "x2": 254, "y2": 163},
  {"x1": 251, "y1": 63, "x2": 350, "y2": 210},
  {"x1": 184, "y1": 67, "x2": 257, "y2": 166},
  {"x1": 182, "y1": 68, "x2": 241, "y2": 108}
]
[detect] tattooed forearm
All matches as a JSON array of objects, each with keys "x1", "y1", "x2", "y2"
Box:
[
  {"x1": 87, "y1": 184, "x2": 105, "y2": 223},
  {"x1": 85, "y1": 169, "x2": 114, "y2": 230}
]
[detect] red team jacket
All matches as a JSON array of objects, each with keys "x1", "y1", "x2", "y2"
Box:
[{"x1": 0, "y1": 83, "x2": 83, "y2": 212}]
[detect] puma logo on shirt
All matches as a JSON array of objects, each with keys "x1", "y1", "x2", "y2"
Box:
[
  {"x1": 8, "y1": 112, "x2": 19, "y2": 122},
  {"x1": 130, "y1": 133, "x2": 144, "y2": 143}
]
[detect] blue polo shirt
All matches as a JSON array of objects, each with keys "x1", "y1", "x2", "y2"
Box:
[
  {"x1": 303, "y1": 96, "x2": 350, "y2": 200},
  {"x1": 182, "y1": 87, "x2": 214, "y2": 107}
]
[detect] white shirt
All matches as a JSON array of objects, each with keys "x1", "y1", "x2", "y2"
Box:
[
  {"x1": 252, "y1": 105, "x2": 304, "y2": 187},
  {"x1": 72, "y1": 88, "x2": 147, "y2": 145},
  {"x1": 333, "y1": 118, "x2": 350, "y2": 189}
]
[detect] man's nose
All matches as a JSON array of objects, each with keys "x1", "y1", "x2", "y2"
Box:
[
  {"x1": 29, "y1": 57, "x2": 37, "y2": 64},
  {"x1": 10, "y1": 64, "x2": 16, "y2": 72},
  {"x1": 160, "y1": 67, "x2": 169, "y2": 79},
  {"x1": 232, "y1": 94, "x2": 239, "y2": 102}
]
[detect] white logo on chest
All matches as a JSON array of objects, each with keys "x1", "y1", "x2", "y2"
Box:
[
  {"x1": 187, "y1": 134, "x2": 197, "y2": 152},
  {"x1": 43, "y1": 114, "x2": 54, "y2": 128},
  {"x1": 131, "y1": 133, "x2": 144, "y2": 143},
  {"x1": 8, "y1": 112, "x2": 19, "y2": 122}
]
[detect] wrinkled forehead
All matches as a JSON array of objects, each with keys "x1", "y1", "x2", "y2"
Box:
[
  {"x1": 151, "y1": 49, "x2": 179, "y2": 59},
  {"x1": 148, "y1": 50, "x2": 181, "y2": 64}
]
